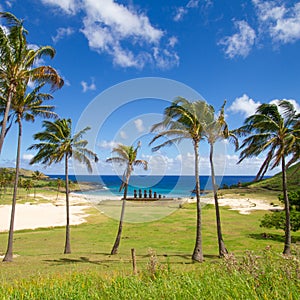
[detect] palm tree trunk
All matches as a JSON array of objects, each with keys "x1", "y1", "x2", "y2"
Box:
[
  {"x1": 192, "y1": 141, "x2": 204, "y2": 262},
  {"x1": 0, "y1": 88, "x2": 14, "y2": 155},
  {"x1": 3, "y1": 118, "x2": 22, "y2": 262},
  {"x1": 209, "y1": 143, "x2": 228, "y2": 257},
  {"x1": 64, "y1": 153, "x2": 71, "y2": 254},
  {"x1": 282, "y1": 156, "x2": 291, "y2": 255},
  {"x1": 111, "y1": 174, "x2": 129, "y2": 255}
]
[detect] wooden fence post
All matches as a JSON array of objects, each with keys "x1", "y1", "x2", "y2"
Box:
[{"x1": 131, "y1": 248, "x2": 137, "y2": 275}]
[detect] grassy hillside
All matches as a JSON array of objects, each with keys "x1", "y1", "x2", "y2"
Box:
[
  {"x1": 249, "y1": 162, "x2": 300, "y2": 192},
  {"x1": 0, "y1": 167, "x2": 46, "y2": 178}
]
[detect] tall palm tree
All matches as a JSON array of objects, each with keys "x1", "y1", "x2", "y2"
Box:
[
  {"x1": 237, "y1": 100, "x2": 299, "y2": 255},
  {"x1": 107, "y1": 142, "x2": 148, "y2": 255},
  {"x1": 150, "y1": 97, "x2": 211, "y2": 262},
  {"x1": 1, "y1": 83, "x2": 57, "y2": 262},
  {"x1": 32, "y1": 170, "x2": 45, "y2": 199},
  {"x1": 28, "y1": 118, "x2": 98, "y2": 254},
  {"x1": 23, "y1": 179, "x2": 33, "y2": 198},
  {"x1": 0, "y1": 12, "x2": 63, "y2": 154},
  {"x1": 202, "y1": 101, "x2": 238, "y2": 257}
]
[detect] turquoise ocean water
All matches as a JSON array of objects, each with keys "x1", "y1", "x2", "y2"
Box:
[{"x1": 48, "y1": 175, "x2": 262, "y2": 199}]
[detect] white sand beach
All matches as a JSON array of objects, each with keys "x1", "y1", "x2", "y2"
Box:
[
  {"x1": 187, "y1": 197, "x2": 281, "y2": 215},
  {"x1": 0, "y1": 193, "x2": 91, "y2": 232},
  {"x1": 0, "y1": 192, "x2": 280, "y2": 231}
]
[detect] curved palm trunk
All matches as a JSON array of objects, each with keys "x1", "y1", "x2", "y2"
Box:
[
  {"x1": 111, "y1": 172, "x2": 130, "y2": 255},
  {"x1": 0, "y1": 89, "x2": 14, "y2": 155},
  {"x1": 64, "y1": 153, "x2": 71, "y2": 254},
  {"x1": 192, "y1": 141, "x2": 204, "y2": 262},
  {"x1": 209, "y1": 143, "x2": 228, "y2": 257},
  {"x1": 3, "y1": 118, "x2": 22, "y2": 262},
  {"x1": 282, "y1": 156, "x2": 291, "y2": 255}
]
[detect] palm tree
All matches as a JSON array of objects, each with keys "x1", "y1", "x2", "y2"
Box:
[
  {"x1": 0, "y1": 168, "x2": 9, "y2": 197},
  {"x1": 29, "y1": 118, "x2": 98, "y2": 254},
  {"x1": 150, "y1": 97, "x2": 211, "y2": 262},
  {"x1": 23, "y1": 179, "x2": 33, "y2": 198},
  {"x1": 202, "y1": 101, "x2": 238, "y2": 257},
  {"x1": 56, "y1": 178, "x2": 64, "y2": 201},
  {"x1": 32, "y1": 170, "x2": 45, "y2": 199},
  {"x1": 0, "y1": 12, "x2": 63, "y2": 154},
  {"x1": 106, "y1": 142, "x2": 148, "y2": 255},
  {"x1": 237, "y1": 100, "x2": 300, "y2": 255},
  {"x1": 1, "y1": 83, "x2": 57, "y2": 262}
]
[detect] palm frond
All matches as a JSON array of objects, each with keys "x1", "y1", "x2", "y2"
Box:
[{"x1": 30, "y1": 118, "x2": 97, "y2": 173}]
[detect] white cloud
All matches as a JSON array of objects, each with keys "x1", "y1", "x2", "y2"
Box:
[
  {"x1": 5, "y1": 1, "x2": 12, "y2": 8},
  {"x1": 168, "y1": 36, "x2": 178, "y2": 48},
  {"x1": 40, "y1": 0, "x2": 179, "y2": 69},
  {"x1": 134, "y1": 119, "x2": 145, "y2": 133},
  {"x1": 52, "y1": 27, "x2": 75, "y2": 43},
  {"x1": 220, "y1": 1, "x2": 300, "y2": 58},
  {"x1": 40, "y1": 0, "x2": 78, "y2": 14},
  {"x1": 62, "y1": 77, "x2": 71, "y2": 87},
  {"x1": 270, "y1": 99, "x2": 300, "y2": 114},
  {"x1": 153, "y1": 47, "x2": 180, "y2": 69},
  {"x1": 110, "y1": 46, "x2": 142, "y2": 68},
  {"x1": 27, "y1": 79, "x2": 35, "y2": 90},
  {"x1": 174, "y1": 7, "x2": 187, "y2": 22},
  {"x1": 98, "y1": 140, "x2": 118, "y2": 150},
  {"x1": 84, "y1": 0, "x2": 162, "y2": 42},
  {"x1": 27, "y1": 44, "x2": 46, "y2": 67},
  {"x1": 187, "y1": 0, "x2": 200, "y2": 9},
  {"x1": 228, "y1": 94, "x2": 261, "y2": 117},
  {"x1": 141, "y1": 153, "x2": 176, "y2": 175},
  {"x1": 219, "y1": 20, "x2": 256, "y2": 58},
  {"x1": 223, "y1": 154, "x2": 281, "y2": 176},
  {"x1": 80, "y1": 78, "x2": 96, "y2": 92},
  {"x1": 81, "y1": 0, "x2": 179, "y2": 69},
  {"x1": 120, "y1": 131, "x2": 128, "y2": 140},
  {"x1": 253, "y1": 0, "x2": 300, "y2": 44},
  {"x1": 229, "y1": 95, "x2": 300, "y2": 117},
  {"x1": 22, "y1": 154, "x2": 34, "y2": 161},
  {"x1": 173, "y1": 0, "x2": 200, "y2": 22}
]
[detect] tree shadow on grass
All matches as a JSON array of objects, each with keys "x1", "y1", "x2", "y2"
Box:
[
  {"x1": 249, "y1": 233, "x2": 300, "y2": 243},
  {"x1": 43, "y1": 256, "x2": 117, "y2": 266}
]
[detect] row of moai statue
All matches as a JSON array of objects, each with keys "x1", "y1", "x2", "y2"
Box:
[{"x1": 133, "y1": 189, "x2": 162, "y2": 199}]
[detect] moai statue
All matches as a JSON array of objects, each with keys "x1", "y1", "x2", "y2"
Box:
[
  {"x1": 144, "y1": 189, "x2": 147, "y2": 198},
  {"x1": 149, "y1": 189, "x2": 152, "y2": 198},
  {"x1": 139, "y1": 189, "x2": 142, "y2": 198},
  {"x1": 134, "y1": 189, "x2": 137, "y2": 198}
]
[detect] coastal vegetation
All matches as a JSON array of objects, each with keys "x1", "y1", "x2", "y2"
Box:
[{"x1": 261, "y1": 190, "x2": 300, "y2": 232}]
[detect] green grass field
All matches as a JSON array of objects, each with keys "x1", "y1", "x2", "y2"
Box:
[
  {"x1": 0, "y1": 182, "x2": 300, "y2": 299},
  {"x1": 0, "y1": 198, "x2": 299, "y2": 299}
]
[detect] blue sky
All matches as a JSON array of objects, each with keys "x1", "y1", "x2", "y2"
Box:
[{"x1": 1, "y1": 0, "x2": 300, "y2": 176}]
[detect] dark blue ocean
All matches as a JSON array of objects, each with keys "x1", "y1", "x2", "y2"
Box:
[{"x1": 47, "y1": 175, "x2": 262, "y2": 198}]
